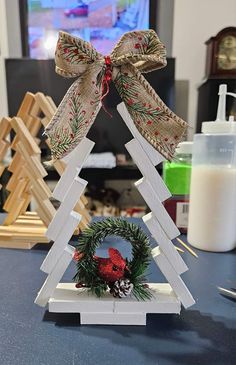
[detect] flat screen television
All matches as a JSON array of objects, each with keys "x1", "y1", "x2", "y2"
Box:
[
  {"x1": 20, "y1": 0, "x2": 157, "y2": 58},
  {"x1": 5, "y1": 58, "x2": 175, "y2": 156}
]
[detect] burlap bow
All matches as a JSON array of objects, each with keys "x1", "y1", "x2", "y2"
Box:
[{"x1": 45, "y1": 30, "x2": 188, "y2": 161}]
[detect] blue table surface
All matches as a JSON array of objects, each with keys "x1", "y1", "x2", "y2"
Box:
[{"x1": 0, "y1": 217, "x2": 235, "y2": 365}]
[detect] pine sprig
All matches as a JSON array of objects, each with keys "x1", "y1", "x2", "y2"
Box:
[
  {"x1": 69, "y1": 94, "x2": 84, "y2": 135},
  {"x1": 74, "y1": 218, "x2": 152, "y2": 301},
  {"x1": 49, "y1": 127, "x2": 73, "y2": 158},
  {"x1": 60, "y1": 40, "x2": 97, "y2": 64},
  {"x1": 114, "y1": 72, "x2": 162, "y2": 123}
]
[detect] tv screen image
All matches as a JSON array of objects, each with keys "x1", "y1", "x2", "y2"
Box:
[{"x1": 27, "y1": 0, "x2": 150, "y2": 58}]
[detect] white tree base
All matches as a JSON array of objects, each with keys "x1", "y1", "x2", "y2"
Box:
[
  {"x1": 48, "y1": 283, "x2": 181, "y2": 325},
  {"x1": 80, "y1": 312, "x2": 147, "y2": 326}
]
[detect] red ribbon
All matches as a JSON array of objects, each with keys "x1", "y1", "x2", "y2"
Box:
[{"x1": 101, "y1": 56, "x2": 112, "y2": 117}]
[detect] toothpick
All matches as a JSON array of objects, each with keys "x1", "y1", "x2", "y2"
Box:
[
  {"x1": 217, "y1": 286, "x2": 236, "y2": 299},
  {"x1": 176, "y1": 237, "x2": 198, "y2": 258},
  {"x1": 175, "y1": 246, "x2": 184, "y2": 253}
]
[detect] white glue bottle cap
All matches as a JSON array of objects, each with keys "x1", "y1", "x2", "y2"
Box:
[{"x1": 201, "y1": 84, "x2": 236, "y2": 134}]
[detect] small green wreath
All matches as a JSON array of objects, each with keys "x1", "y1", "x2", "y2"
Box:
[{"x1": 73, "y1": 218, "x2": 152, "y2": 300}]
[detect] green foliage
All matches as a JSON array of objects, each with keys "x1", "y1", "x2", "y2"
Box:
[
  {"x1": 69, "y1": 94, "x2": 84, "y2": 134},
  {"x1": 49, "y1": 128, "x2": 73, "y2": 159},
  {"x1": 114, "y1": 72, "x2": 162, "y2": 124},
  {"x1": 74, "y1": 218, "x2": 152, "y2": 300}
]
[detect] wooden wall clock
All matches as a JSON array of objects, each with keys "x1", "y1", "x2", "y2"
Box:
[{"x1": 205, "y1": 27, "x2": 236, "y2": 79}]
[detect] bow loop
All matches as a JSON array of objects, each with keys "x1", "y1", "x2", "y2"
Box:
[
  {"x1": 46, "y1": 30, "x2": 188, "y2": 161},
  {"x1": 55, "y1": 31, "x2": 103, "y2": 78},
  {"x1": 110, "y1": 30, "x2": 167, "y2": 73}
]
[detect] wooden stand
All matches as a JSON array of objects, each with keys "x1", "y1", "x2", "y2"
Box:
[{"x1": 35, "y1": 102, "x2": 195, "y2": 325}]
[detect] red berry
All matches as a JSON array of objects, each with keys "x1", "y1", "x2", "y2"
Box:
[{"x1": 75, "y1": 283, "x2": 83, "y2": 288}]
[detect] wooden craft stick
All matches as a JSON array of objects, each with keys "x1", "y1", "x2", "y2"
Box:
[
  {"x1": 0, "y1": 140, "x2": 10, "y2": 161},
  {"x1": 35, "y1": 92, "x2": 55, "y2": 118},
  {"x1": 11, "y1": 117, "x2": 41, "y2": 155},
  {"x1": 19, "y1": 191, "x2": 31, "y2": 215},
  {"x1": 29, "y1": 98, "x2": 41, "y2": 118},
  {"x1": 46, "y1": 95, "x2": 57, "y2": 112},
  {"x1": 17, "y1": 92, "x2": 35, "y2": 118},
  {"x1": 175, "y1": 246, "x2": 184, "y2": 253},
  {"x1": 3, "y1": 199, "x2": 26, "y2": 225},
  {"x1": 217, "y1": 286, "x2": 236, "y2": 299},
  {"x1": 3, "y1": 178, "x2": 29, "y2": 211},
  {"x1": 0, "y1": 117, "x2": 11, "y2": 140},
  {"x1": 0, "y1": 164, "x2": 5, "y2": 178},
  {"x1": 28, "y1": 116, "x2": 41, "y2": 137},
  {"x1": 176, "y1": 238, "x2": 198, "y2": 258}
]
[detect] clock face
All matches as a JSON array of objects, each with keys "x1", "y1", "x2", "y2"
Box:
[{"x1": 217, "y1": 35, "x2": 236, "y2": 70}]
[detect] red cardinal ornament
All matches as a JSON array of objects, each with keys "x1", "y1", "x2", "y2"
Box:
[{"x1": 96, "y1": 248, "x2": 127, "y2": 283}]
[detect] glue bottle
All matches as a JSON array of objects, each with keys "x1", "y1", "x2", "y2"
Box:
[
  {"x1": 163, "y1": 141, "x2": 192, "y2": 233},
  {"x1": 188, "y1": 84, "x2": 236, "y2": 252}
]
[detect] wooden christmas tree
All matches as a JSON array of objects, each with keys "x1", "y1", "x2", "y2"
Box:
[
  {"x1": 0, "y1": 92, "x2": 91, "y2": 248},
  {"x1": 0, "y1": 93, "x2": 52, "y2": 248}
]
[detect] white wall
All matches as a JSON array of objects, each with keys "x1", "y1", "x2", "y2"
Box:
[
  {"x1": 6, "y1": 0, "x2": 22, "y2": 58},
  {"x1": 0, "y1": 0, "x2": 9, "y2": 117},
  {"x1": 0, "y1": 0, "x2": 22, "y2": 118},
  {"x1": 157, "y1": 0, "x2": 174, "y2": 56},
  {"x1": 0, "y1": 0, "x2": 22, "y2": 166},
  {"x1": 172, "y1": 0, "x2": 236, "y2": 139}
]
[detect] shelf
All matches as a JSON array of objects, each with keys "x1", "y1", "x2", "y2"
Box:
[{"x1": 45, "y1": 165, "x2": 162, "y2": 182}]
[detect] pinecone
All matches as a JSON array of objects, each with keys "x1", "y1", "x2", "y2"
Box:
[{"x1": 110, "y1": 279, "x2": 133, "y2": 298}]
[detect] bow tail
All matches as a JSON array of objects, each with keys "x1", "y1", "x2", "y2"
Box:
[
  {"x1": 45, "y1": 68, "x2": 103, "y2": 161},
  {"x1": 114, "y1": 64, "x2": 188, "y2": 160}
]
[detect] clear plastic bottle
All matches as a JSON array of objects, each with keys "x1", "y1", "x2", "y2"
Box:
[
  {"x1": 163, "y1": 142, "x2": 192, "y2": 233},
  {"x1": 188, "y1": 84, "x2": 236, "y2": 252}
]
